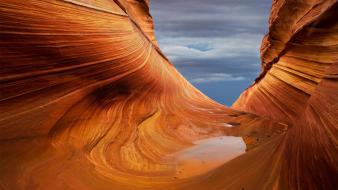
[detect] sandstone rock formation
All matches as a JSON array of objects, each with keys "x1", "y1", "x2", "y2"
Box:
[
  {"x1": 233, "y1": 1, "x2": 338, "y2": 189},
  {"x1": 0, "y1": 0, "x2": 337, "y2": 190}
]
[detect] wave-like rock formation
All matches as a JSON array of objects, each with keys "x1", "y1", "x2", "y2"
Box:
[
  {"x1": 234, "y1": 1, "x2": 338, "y2": 189},
  {"x1": 0, "y1": 0, "x2": 337, "y2": 189}
]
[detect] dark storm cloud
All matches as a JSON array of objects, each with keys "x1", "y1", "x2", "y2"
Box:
[
  {"x1": 151, "y1": 0, "x2": 271, "y2": 38},
  {"x1": 150, "y1": 0, "x2": 271, "y2": 88}
]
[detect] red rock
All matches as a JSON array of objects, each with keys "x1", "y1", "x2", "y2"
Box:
[{"x1": 0, "y1": 0, "x2": 336, "y2": 189}]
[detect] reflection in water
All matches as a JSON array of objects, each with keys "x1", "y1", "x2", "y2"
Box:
[
  {"x1": 222, "y1": 123, "x2": 234, "y2": 128},
  {"x1": 173, "y1": 136, "x2": 246, "y2": 178}
]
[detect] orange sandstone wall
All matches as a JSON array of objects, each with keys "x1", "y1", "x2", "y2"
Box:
[
  {"x1": 1, "y1": 2, "x2": 282, "y2": 189},
  {"x1": 234, "y1": 0, "x2": 337, "y2": 123},
  {"x1": 233, "y1": 1, "x2": 338, "y2": 189},
  {"x1": 0, "y1": 0, "x2": 337, "y2": 190}
]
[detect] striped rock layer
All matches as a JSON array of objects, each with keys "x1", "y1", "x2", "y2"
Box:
[
  {"x1": 0, "y1": 0, "x2": 337, "y2": 190},
  {"x1": 233, "y1": 1, "x2": 338, "y2": 189}
]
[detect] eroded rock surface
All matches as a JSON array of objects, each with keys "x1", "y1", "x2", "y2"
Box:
[{"x1": 0, "y1": 0, "x2": 336, "y2": 189}]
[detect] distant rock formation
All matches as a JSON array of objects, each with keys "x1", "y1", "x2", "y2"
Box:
[{"x1": 0, "y1": 0, "x2": 336, "y2": 189}]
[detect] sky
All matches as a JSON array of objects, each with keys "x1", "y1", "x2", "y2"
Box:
[{"x1": 150, "y1": 0, "x2": 272, "y2": 106}]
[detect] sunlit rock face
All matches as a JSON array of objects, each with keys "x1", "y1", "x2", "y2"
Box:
[
  {"x1": 0, "y1": 0, "x2": 336, "y2": 190},
  {"x1": 233, "y1": 1, "x2": 338, "y2": 189}
]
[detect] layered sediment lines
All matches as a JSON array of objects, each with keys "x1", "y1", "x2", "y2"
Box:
[
  {"x1": 0, "y1": 0, "x2": 337, "y2": 190},
  {"x1": 234, "y1": 1, "x2": 338, "y2": 189}
]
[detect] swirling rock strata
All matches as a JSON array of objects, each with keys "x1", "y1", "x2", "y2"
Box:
[
  {"x1": 0, "y1": 0, "x2": 337, "y2": 190},
  {"x1": 234, "y1": 1, "x2": 338, "y2": 189}
]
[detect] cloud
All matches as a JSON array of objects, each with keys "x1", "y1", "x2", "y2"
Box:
[
  {"x1": 151, "y1": 0, "x2": 271, "y2": 38},
  {"x1": 149, "y1": 0, "x2": 271, "y2": 105},
  {"x1": 158, "y1": 33, "x2": 262, "y2": 62},
  {"x1": 191, "y1": 73, "x2": 245, "y2": 83}
]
